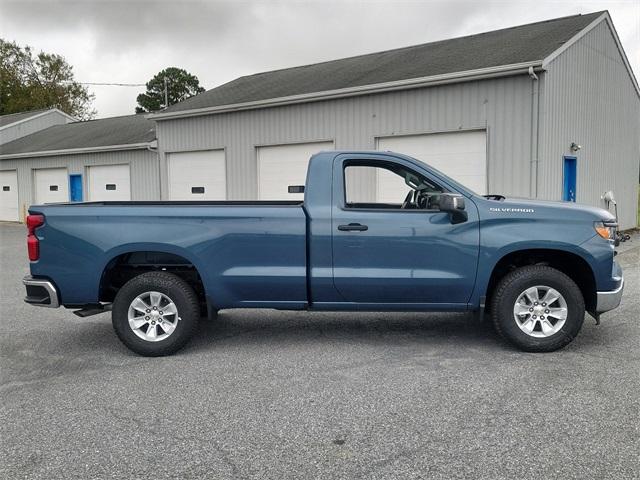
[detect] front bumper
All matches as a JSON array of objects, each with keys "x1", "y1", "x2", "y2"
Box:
[
  {"x1": 596, "y1": 276, "x2": 624, "y2": 314},
  {"x1": 23, "y1": 276, "x2": 60, "y2": 308}
]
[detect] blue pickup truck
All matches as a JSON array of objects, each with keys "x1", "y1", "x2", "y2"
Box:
[{"x1": 23, "y1": 151, "x2": 624, "y2": 356}]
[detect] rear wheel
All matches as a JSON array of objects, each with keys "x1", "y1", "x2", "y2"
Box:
[
  {"x1": 491, "y1": 265, "x2": 585, "y2": 352},
  {"x1": 112, "y1": 272, "x2": 199, "y2": 356}
]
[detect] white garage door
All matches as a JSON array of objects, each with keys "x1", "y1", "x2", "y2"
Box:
[
  {"x1": 34, "y1": 168, "x2": 68, "y2": 204},
  {"x1": 377, "y1": 130, "x2": 487, "y2": 195},
  {"x1": 257, "y1": 141, "x2": 334, "y2": 200},
  {"x1": 0, "y1": 170, "x2": 19, "y2": 221},
  {"x1": 88, "y1": 164, "x2": 131, "y2": 201},
  {"x1": 167, "y1": 150, "x2": 226, "y2": 200}
]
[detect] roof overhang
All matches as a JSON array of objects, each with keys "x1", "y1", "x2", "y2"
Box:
[
  {"x1": 148, "y1": 61, "x2": 543, "y2": 121},
  {"x1": 0, "y1": 108, "x2": 77, "y2": 132},
  {"x1": 0, "y1": 140, "x2": 157, "y2": 160}
]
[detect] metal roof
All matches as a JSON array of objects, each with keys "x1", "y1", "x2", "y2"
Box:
[
  {"x1": 161, "y1": 12, "x2": 604, "y2": 114},
  {"x1": 0, "y1": 114, "x2": 156, "y2": 156}
]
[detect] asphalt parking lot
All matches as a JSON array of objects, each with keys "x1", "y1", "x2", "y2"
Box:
[{"x1": 1, "y1": 222, "x2": 639, "y2": 480}]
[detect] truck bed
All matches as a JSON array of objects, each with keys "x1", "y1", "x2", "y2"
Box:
[
  {"x1": 29, "y1": 201, "x2": 309, "y2": 309},
  {"x1": 42, "y1": 200, "x2": 304, "y2": 206}
]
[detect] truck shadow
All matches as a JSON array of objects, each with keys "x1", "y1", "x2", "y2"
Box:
[{"x1": 185, "y1": 310, "x2": 505, "y2": 353}]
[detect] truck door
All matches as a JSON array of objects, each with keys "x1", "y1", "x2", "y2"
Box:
[{"x1": 331, "y1": 154, "x2": 479, "y2": 306}]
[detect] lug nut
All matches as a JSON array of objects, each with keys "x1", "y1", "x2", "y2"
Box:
[
  {"x1": 146, "y1": 309, "x2": 150, "y2": 313},
  {"x1": 145, "y1": 316, "x2": 149, "y2": 320},
  {"x1": 534, "y1": 302, "x2": 538, "y2": 306},
  {"x1": 545, "y1": 309, "x2": 550, "y2": 313},
  {"x1": 542, "y1": 303, "x2": 546, "y2": 307},
  {"x1": 532, "y1": 315, "x2": 537, "y2": 319},
  {"x1": 153, "y1": 306, "x2": 157, "y2": 310},
  {"x1": 159, "y1": 311, "x2": 163, "y2": 315}
]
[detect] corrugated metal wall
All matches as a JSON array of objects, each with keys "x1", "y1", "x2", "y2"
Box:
[
  {"x1": 538, "y1": 20, "x2": 640, "y2": 229},
  {"x1": 0, "y1": 149, "x2": 159, "y2": 219},
  {"x1": 156, "y1": 75, "x2": 535, "y2": 201},
  {"x1": 0, "y1": 111, "x2": 72, "y2": 145}
]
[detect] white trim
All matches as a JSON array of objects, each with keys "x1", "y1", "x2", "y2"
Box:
[
  {"x1": 0, "y1": 140, "x2": 157, "y2": 160},
  {"x1": 542, "y1": 12, "x2": 640, "y2": 98},
  {"x1": 148, "y1": 62, "x2": 542, "y2": 121},
  {"x1": 0, "y1": 108, "x2": 77, "y2": 132}
]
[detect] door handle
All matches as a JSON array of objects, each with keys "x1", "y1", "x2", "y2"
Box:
[{"x1": 338, "y1": 223, "x2": 368, "y2": 232}]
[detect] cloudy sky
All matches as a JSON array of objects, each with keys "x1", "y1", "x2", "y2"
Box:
[{"x1": 1, "y1": 0, "x2": 638, "y2": 118}]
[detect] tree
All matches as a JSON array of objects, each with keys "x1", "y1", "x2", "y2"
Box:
[
  {"x1": 0, "y1": 39, "x2": 95, "y2": 120},
  {"x1": 136, "y1": 67, "x2": 205, "y2": 113}
]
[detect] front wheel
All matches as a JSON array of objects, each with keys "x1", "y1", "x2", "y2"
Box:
[
  {"x1": 491, "y1": 265, "x2": 585, "y2": 352},
  {"x1": 112, "y1": 272, "x2": 199, "y2": 356}
]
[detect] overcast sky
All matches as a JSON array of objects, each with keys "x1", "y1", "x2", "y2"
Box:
[{"x1": 1, "y1": 0, "x2": 638, "y2": 118}]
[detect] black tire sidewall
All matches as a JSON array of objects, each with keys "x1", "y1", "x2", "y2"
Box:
[
  {"x1": 492, "y1": 266, "x2": 585, "y2": 352},
  {"x1": 112, "y1": 272, "x2": 199, "y2": 356}
]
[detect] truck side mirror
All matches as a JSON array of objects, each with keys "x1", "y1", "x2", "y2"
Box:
[{"x1": 439, "y1": 193, "x2": 468, "y2": 224}]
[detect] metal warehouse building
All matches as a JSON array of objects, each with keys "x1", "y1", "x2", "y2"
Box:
[
  {"x1": 0, "y1": 108, "x2": 76, "y2": 145},
  {"x1": 1, "y1": 12, "x2": 638, "y2": 229},
  {"x1": 148, "y1": 11, "x2": 639, "y2": 228},
  {"x1": 0, "y1": 115, "x2": 158, "y2": 221}
]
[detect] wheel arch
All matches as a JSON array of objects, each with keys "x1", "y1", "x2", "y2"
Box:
[
  {"x1": 483, "y1": 247, "x2": 597, "y2": 313},
  {"x1": 98, "y1": 244, "x2": 214, "y2": 315}
]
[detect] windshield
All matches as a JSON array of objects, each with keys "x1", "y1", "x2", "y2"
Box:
[{"x1": 401, "y1": 154, "x2": 480, "y2": 197}]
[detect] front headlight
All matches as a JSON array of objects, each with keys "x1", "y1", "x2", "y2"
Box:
[{"x1": 594, "y1": 221, "x2": 616, "y2": 241}]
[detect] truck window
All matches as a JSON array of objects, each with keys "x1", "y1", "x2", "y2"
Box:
[{"x1": 344, "y1": 162, "x2": 444, "y2": 210}]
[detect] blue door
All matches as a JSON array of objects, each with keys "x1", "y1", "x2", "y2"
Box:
[
  {"x1": 563, "y1": 156, "x2": 577, "y2": 202},
  {"x1": 330, "y1": 154, "x2": 480, "y2": 307},
  {"x1": 69, "y1": 174, "x2": 83, "y2": 202}
]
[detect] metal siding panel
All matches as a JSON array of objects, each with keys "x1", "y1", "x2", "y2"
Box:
[
  {"x1": 0, "y1": 149, "x2": 159, "y2": 221},
  {"x1": 157, "y1": 76, "x2": 534, "y2": 202},
  {"x1": 539, "y1": 21, "x2": 640, "y2": 229},
  {"x1": 0, "y1": 111, "x2": 71, "y2": 145}
]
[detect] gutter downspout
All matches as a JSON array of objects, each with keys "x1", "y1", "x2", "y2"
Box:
[
  {"x1": 528, "y1": 66, "x2": 540, "y2": 199},
  {"x1": 145, "y1": 140, "x2": 162, "y2": 200}
]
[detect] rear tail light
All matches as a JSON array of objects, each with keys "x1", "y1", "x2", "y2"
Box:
[{"x1": 26, "y1": 214, "x2": 45, "y2": 261}]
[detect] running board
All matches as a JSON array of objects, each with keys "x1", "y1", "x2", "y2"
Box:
[{"x1": 73, "y1": 303, "x2": 112, "y2": 318}]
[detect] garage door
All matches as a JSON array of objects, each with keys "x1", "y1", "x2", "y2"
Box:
[
  {"x1": 167, "y1": 150, "x2": 226, "y2": 200},
  {"x1": 87, "y1": 164, "x2": 131, "y2": 201},
  {"x1": 377, "y1": 130, "x2": 487, "y2": 195},
  {"x1": 257, "y1": 141, "x2": 334, "y2": 200},
  {"x1": 0, "y1": 170, "x2": 19, "y2": 221},
  {"x1": 34, "y1": 168, "x2": 68, "y2": 204}
]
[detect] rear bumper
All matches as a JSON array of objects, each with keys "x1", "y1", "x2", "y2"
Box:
[
  {"x1": 595, "y1": 275, "x2": 624, "y2": 314},
  {"x1": 23, "y1": 276, "x2": 60, "y2": 308}
]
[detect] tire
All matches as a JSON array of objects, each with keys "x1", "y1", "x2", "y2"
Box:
[
  {"x1": 112, "y1": 272, "x2": 199, "y2": 356},
  {"x1": 491, "y1": 265, "x2": 585, "y2": 352}
]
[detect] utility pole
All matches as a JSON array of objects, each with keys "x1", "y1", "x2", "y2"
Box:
[{"x1": 164, "y1": 77, "x2": 169, "y2": 108}]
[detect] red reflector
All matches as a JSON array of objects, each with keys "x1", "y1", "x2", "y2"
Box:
[
  {"x1": 27, "y1": 234, "x2": 39, "y2": 261},
  {"x1": 26, "y1": 214, "x2": 45, "y2": 261}
]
